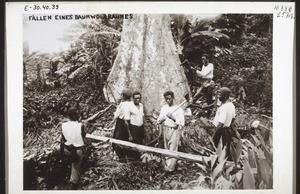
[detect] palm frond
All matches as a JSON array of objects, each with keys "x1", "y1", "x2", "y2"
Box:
[{"x1": 191, "y1": 30, "x2": 230, "y2": 40}]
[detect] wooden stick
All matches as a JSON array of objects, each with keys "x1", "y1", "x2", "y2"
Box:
[
  {"x1": 83, "y1": 104, "x2": 114, "y2": 123},
  {"x1": 261, "y1": 114, "x2": 273, "y2": 120}
]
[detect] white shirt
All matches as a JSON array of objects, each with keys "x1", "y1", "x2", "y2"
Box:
[
  {"x1": 62, "y1": 121, "x2": 84, "y2": 147},
  {"x1": 196, "y1": 63, "x2": 214, "y2": 79},
  {"x1": 213, "y1": 102, "x2": 235, "y2": 127},
  {"x1": 114, "y1": 101, "x2": 131, "y2": 120},
  {"x1": 126, "y1": 102, "x2": 144, "y2": 126},
  {"x1": 157, "y1": 104, "x2": 185, "y2": 127}
]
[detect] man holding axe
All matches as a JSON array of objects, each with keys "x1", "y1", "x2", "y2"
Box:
[
  {"x1": 191, "y1": 54, "x2": 214, "y2": 118},
  {"x1": 156, "y1": 91, "x2": 187, "y2": 173}
]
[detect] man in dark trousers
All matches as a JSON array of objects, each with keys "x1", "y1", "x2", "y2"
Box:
[
  {"x1": 192, "y1": 54, "x2": 214, "y2": 117},
  {"x1": 60, "y1": 108, "x2": 86, "y2": 190},
  {"x1": 109, "y1": 89, "x2": 133, "y2": 162},
  {"x1": 212, "y1": 87, "x2": 240, "y2": 160},
  {"x1": 126, "y1": 91, "x2": 145, "y2": 160}
]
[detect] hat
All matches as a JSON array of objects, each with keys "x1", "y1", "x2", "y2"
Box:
[{"x1": 219, "y1": 87, "x2": 231, "y2": 95}]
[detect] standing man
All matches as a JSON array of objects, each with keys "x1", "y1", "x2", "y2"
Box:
[
  {"x1": 126, "y1": 91, "x2": 145, "y2": 160},
  {"x1": 60, "y1": 108, "x2": 86, "y2": 190},
  {"x1": 192, "y1": 54, "x2": 214, "y2": 105},
  {"x1": 157, "y1": 91, "x2": 185, "y2": 173},
  {"x1": 109, "y1": 89, "x2": 133, "y2": 162},
  {"x1": 212, "y1": 87, "x2": 240, "y2": 160}
]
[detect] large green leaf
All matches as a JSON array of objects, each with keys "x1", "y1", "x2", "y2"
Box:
[
  {"x1": 215, "y1": 176, "x2": 233, "y2": 189},
  {"x1": 254, "y1": 129, "x2": 273, "y2": 165},
  {"x1": 197, "y1": 175, "x2": 208, "y2": 186},
  {"x1": 230, "y1": 136, "x2": 242, "y2": 165},
  {"x1": 210, "y1": 155, "x2": 218, "y2": 171},
  {"x1": 195, "y1": 162, "x2": 208, "y2": 174},
  {"x1": 254, "y1": 129, "x2": 266, "y2": 147},
  {"x1": 215, "y1": 176, "x2": 234, "y2": 190},
  {"x1": 242, "y1": 159, "x2": 255, "y2": 189},
  {"x1": 201, "y1": 157, "x2": 211, "y2": 170},
  {"x1": 216, "y1": 140, "x2": 226, "y2": 163},
  {"x1": 247, "y1": 148, "x2": 257, "y2": 169},
  {"x1": 250, "y1": 134, "x2": 261, "y2": 147},
  {"x1": 258, "y1": 158, "x2": 272, "y2": 188},
  {"x1": 235, "y1": 137, "x2": 242, "y2": 163},
  {"x1": 216, "y1": 137, "x2": 223, "y2": 157},
  {"x1": 225, "y1": 165, "x2": 234, "y2": 177},
  {"x1": 212, "y1": 157, "x2": 227, "y2": 181},
  {"x1": 235, "y1": 170, "x2": 243, "y2": 182}
]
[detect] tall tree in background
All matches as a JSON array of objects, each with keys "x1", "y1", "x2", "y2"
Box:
[{"x1": 104, "y1": 14, "x2": 191, "y2": 115}]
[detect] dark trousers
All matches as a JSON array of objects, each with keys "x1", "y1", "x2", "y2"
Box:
[
  {"x1": 202, "y1": 86, "x2": 213, "y2": 118},
  {"x1": 127, "y1": 124, "x2": 144, "y2": 160},
  {"x1": 193, "y1": 85, "x2": 213, "y2": 118},
  {"x1": 212, "y1": 127, "x2": 233, "y2": 160},
  {"x1": 63, "y1": 146, "x2": 83, "y2": 184},
  {"x1": 202, "y1": 86, "x2": 214, "y2": 105},
  {"x1": 112, "y1": 118, "x2": 129, "y2": 161}
]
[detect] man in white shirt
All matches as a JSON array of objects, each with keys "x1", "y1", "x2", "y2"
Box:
[
  {"x1": 212, "y1": 87, "x2": 240, "y2": 160},
  {"x1": 192, "y1": 54, "x2": 214, "y2": 117},
  {"x1": 125, "y1": 91, "x2": 145, "y2": 160},
  {"x1": 110, "y1": 89, "x2": 133, "y2": 162},
  {"x1": 60, "y1": 108, "x2": 86, "y2": 190},
  {"x1": 157, "y1": 91, "x2": 185, "y2": 172}
]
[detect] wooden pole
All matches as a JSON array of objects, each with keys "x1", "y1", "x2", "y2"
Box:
[{"x1": 86, "y1": 133, "x2": 211, "y2": 162}]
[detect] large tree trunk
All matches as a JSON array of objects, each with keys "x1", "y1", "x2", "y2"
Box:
[{"x1": 104, "y1": 14, "x2": 191, "y2": 115}]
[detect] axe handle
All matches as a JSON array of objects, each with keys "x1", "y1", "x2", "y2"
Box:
[
  {"x1": 158, "y1": 99, "x2": 188, "y2": 124},
  {"x1": 169, "y1": 99, "x2": 187, "y2": 115}
]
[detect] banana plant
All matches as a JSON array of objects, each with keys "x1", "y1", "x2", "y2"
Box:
[
  {"x1": 242, "y1": 128, "x2": 273, "y2": 189},
  {"x1": 188, "y1": 140, "x2": 240, "y2": 189},
  {"x1": 55, "y1": 19, "x2": 122, "y2": 84},
  {"x1": 170, "y1": 14, "x2": 232, "y2": 61}
]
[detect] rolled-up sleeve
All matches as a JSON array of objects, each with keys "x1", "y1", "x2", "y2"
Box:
[{"x1": 124, "y1": 103, "x2": 131, "y2": 121}]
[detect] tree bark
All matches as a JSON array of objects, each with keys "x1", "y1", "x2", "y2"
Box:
[{"x1": 104, "y1": 14, "x2": 191, "y2": 115}]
